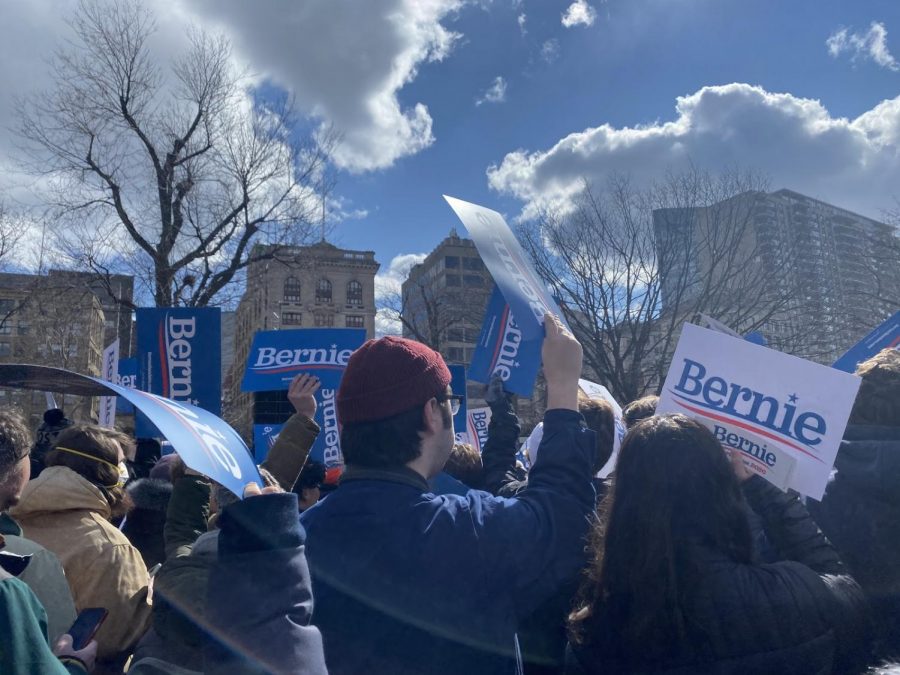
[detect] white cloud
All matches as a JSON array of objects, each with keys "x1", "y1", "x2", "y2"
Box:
[
  {"x1": 561, "y1": 0, "x2": 597, "y2": 28},
  {"x1": 487, "y1": 83, "x2": 900, "y2": 221},
  {"x1": 374, "y1": 252, "x2": 427, "y2": 336},
  {"x1": 475, "y1": 76, "x2": 508, "y2": 106},
  {"x1": 185, "y1": 0, "x2": 465, "y2": 172},
  {"x1": 826, "y1": 21, "x2": 899, "y2": 71},
  {"x1": 517, "y1": 13, "x2": 527, "y2": 36},
  {"x1": 541, "y1": 39, "x2": 561, "y2": 63}
]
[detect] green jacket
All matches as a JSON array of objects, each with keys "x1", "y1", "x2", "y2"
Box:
[{"x1": 0, "y1": 572, "x2": 86, "y2": 675}]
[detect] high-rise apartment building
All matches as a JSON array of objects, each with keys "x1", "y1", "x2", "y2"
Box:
[
  {"x1": 653, "y1": 188, "x2": 899, "y2": 363},
  {"x1": 225, "y1": 241, "x2": 379, "y2": 439},
  {"x1": 0, "y1": 271, "x2": 107, "y2": 425}
]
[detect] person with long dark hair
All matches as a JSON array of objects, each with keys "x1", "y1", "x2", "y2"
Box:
[{"x1": 567, "y1": 414, "x2": 871, "y2": 674}]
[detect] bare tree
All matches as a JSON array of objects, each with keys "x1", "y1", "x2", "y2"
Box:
[
  {"x1": 16, "y1": 0, "x2": 333, "y2": 308},
  {"x1": 520, "y1": 167, "x2": 798, "y2": 403}
]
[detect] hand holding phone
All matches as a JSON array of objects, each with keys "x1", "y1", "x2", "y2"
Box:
[{"x1": 66, "y1": 607, "x2": 108, "y2": 650}]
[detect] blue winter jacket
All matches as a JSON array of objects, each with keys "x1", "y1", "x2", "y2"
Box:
[{"x1": 300, "y1": 409, "x2": 597, "y2": 675}]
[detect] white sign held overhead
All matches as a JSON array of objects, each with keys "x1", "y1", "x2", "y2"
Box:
[
  {"x1": 656, "y1": 324, "x2": 861, "y2": 499},
  {"x1": 99, "y1": 339, "x2": 120, "y2": 429}
]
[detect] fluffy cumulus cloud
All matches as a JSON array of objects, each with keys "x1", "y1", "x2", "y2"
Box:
[
  {"x1": 561, "y1": 0, "x2": 597, "y2": 28},
  {"x1": 475, "y1": 76, "x2": 508, "y2": 106},
  {"x1": 374, "y1": 252, "x2": 427, "y2": 336},
  {"x1": 517, "y1": 13, "x2": 527, "y2": 36},
  {"x1": 827, "y1": 21, "x2": 899, "y2": 71},
  {"x1": 185, "y1": 0, "x2": 465, "y2": 172},
  {"x1": 541, "y1": 39, "x2": 561, "y2": 63},
  {"x1": 487, "y1": 83, "x2": 900, "y2": 221}
]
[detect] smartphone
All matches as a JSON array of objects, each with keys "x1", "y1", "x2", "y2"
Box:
[{"x1": 67, "y1": 608, "x2": 108, "y2": 650}]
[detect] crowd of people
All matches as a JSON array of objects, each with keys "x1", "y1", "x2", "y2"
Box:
[{"x1": 0, "y1": 313, "x2": 897, "y2": 674}]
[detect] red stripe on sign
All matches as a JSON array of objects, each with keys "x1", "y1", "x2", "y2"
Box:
[
  {"x1": 672, "y1": 397, "x2": 826, "y2": 464},
  {"x1": 254, "y1": 364, "x2": 346, "y2": 375},
  {"x1": 490, "y1": 305, "x2": 511, "y2": 371}
]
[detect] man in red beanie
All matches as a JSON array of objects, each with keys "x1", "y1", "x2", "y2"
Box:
[{"x1": 300, "y1": 314, "x2": 598, "y2": 675}]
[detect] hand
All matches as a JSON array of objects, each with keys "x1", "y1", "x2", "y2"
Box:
[
  {"x1": 53, "y1": 634, "x2": 97, "y2": 672},
  {"x1": 243, "y1": 481, "x2": 285, "y2": 498},
  {"x1": 542, "y1": 313, "x2": 582, "y2": 411},
  {"x1": 288, "y1": 373, "x2": 320, "y2": 419},
  {"x1": 484, "y1": 375, "x2": 508, "y2": 406},
  {"x1": 727, "y1": 448, "x2": 755, "y2": 483}
]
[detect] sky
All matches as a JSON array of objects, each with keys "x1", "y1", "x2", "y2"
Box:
[{"x1": 1, "y1": 0, "x2": 899, "y2": 321}]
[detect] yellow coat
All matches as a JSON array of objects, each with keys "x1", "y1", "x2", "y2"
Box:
[{"x1": 11, "y1": 466, "x2": 151, "y2": 661}]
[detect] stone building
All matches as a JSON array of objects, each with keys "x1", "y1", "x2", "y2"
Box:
[
  {"x1": 0, "y1": 272, "x2": 107, "y2": 425},
  {"x1": 225, "y1": 241, "x2": 379, "y2": 439}
]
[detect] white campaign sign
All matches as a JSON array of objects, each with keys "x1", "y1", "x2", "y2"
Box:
[
  {"x1": 99, "y1": 339, "x2": 120, "y2": 428},
  {"x1": 656, "y1": 323, "x2": 861, "y2": 499},
  {"x1": 578, "y1": 379, "x2": 625, "y2": 478},
  {"x1": 466, "y1": 407, "x2": 492, "y2": 453}
]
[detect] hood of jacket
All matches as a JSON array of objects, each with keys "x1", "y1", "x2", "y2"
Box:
[
  {"x1": 832, "y1": 425, "x2": 900, "y2": 504},
  {"x1": 11, "y1": 465, "x2": 111, "y2": 520},
  {"x1": 126, "y1": 478, "x2": 172, "y2": 513}
]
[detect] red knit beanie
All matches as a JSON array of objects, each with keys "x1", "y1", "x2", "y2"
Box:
[{"x1": 337, "y1": 336, "x2": 452, "y2": 424}]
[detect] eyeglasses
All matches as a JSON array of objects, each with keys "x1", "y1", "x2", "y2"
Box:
[{"x1": 435, "y1": 394, "x2": 464, "y2": 417}]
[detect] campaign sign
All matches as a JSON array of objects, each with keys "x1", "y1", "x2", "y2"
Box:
[
  {"x1": 136, "y1": 308, "x2": 222, "y2": 441},
  {"x1": 833, "y1": 310, "x2": 900, "y2": 373},
  {"x1": 0, "y1": 364, "x2": 260, "y2": 498},
  {"x1": 449, "y1": 365, "x2": 468, "y2": 442},
  {"x1": 253, "y1": 423, "x2": 284, "y2": 464},
  {"x1": 466, "y1": 407, "x2": 492, "y2": 453},
  {"x1": 578, "y1": 378, "x2": 625, "y2": 478},
  {"x1": 444, "y1": 196, "x2": 567, "y2": 341},
  {"x1": 311, "y1": 385, "x2": 344, "y2": 481},
  {"x1": 469, "y1": 286, "x2": 543, "y2": 397},
  {"x1": 656, "y1": 324, "x2": 861, "y2": 499},
  {"x1": 116, "y1": 358, "x2": 138, "y2": 414},
  {"x1": 241, "y1": 328, "x2": 366, "y2": 392},
  {"x1": 99, "y1": 339, "x2": 119, "y2": 428}
]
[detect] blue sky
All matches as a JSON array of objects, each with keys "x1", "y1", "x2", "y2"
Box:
[
  {"x1": 321, "y1": 0, "x2": 900, "y2": 276},
  {"x1": 1, "y1": 0, "x2": 898, "y2": 307}
]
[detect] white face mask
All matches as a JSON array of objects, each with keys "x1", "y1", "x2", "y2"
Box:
[{"x1": 118, "y1": 462, "x2": 130, "y2": 486}]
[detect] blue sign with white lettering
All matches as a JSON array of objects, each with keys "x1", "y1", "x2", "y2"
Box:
[
  {"x1": 241, "y1": 328, "x2": 366, "y2": 392},
  {"x1": 0, "y1": 364, "x2": 260, "y2": 498},
  {"x1": 115, "y1": 358, "x2": 138, "y2": 414},
  {"x1": 253, "y1": 423, "x2": 284, "y2": 464},
  {"x1": 135, "y1": 308, "x2": 222, "y2": 441},
  {"x1": 445, "y1": 196, "x2": 567, "y2": 341},
  {"x1": 469, "y1": 286, "x2": 542, "y2": 397},
  {"x1": 833, "y1": 310, "x2": 900, "y2": 373}
]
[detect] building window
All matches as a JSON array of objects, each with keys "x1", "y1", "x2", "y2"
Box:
[
  {"x1": 282, "y1": 312, "x2": 302, "y2": 326},
  {"x1": 283, "y1": 276, "x2": 302, "y2": 303},
  {"x1": 16, "y1": 322, "x2": 29, "y2": 336},
  {"x1": 463, "y1": 257, "x2": 483, "y2": 271},
  {"x1": 316, "y1": 278, "x2": 332, "y2": 304},
  {"x1": 0, "y1": 342, "x2": 11, "y2": 356},
  {"x1": 314, "y1": 313, "x2": 334, "y2": 327},
  {"x1": 445, "y1": 275, "x2": 461, "y2": 287},
  {"x1": 0, "y1": 324, "x2": 11, "y2": 336},
  {"x1": 346, "y1": 280, "x2": 363, "y2": 306},
  {"x1": 447, "y1": 347, "x2": 464, "y2": 362},
  {"x1": 346, "y1": 315, "x2": 365, "y2": 328},
  {"x1": 463, "y1": 274, "x2": 484, "y2": 287},
  {"x1": 445, "y1": 256, "x2": 460, "y2": 269},
  {"x1": 447, "y1": 328, "x2": 464, "y2": 342}
]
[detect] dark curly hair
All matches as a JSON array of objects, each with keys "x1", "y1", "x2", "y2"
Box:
[{"x1": 849, "y1": 348, "x2": 900, "y2": 427}]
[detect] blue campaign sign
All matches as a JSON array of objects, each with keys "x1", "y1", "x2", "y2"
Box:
[
  {"x1": 253, "y1": 423, "x2": 284, "y2": 464},
  {"x1": 833, "y1": 311, "x2": 900, "y2": 373},
  {"x1": 241, "y1": 328, "x2": 366, "y2": 392},
  {"x1": 136, "y1": 307, "x2": 222, "y2": 420},
  {"x1": 309, "y1": 385, "x2": 343, "y2": 481},
  {"x1": 0, "y1": 364, "x2": 260, "y2": 498},
  {"x1": 469, "y1": 286, "x2": 542, "y2": 397},
  {"x1": 115, "y1": 358, "x2": 138, "y2": 414},
  {"x1": 449, "y1": 364, "x2": 468, "y2": 440},
  {"x1": 444, "y1": 196, "x2": 567, "y2": 341}
]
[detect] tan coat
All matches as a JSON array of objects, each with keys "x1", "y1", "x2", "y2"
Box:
[{"x1": 11, "y1": 466, "x2": 151, "y2": 662}]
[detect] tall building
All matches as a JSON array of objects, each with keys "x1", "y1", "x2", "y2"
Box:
[
  {"x1": 401, "y1": 230, "x2": 543, "y2": 427},
  {"x1": 45, "y1": 270, "x2": 135, "y2": 355},
  {"x1": 653, "y1": 188, "x2": 900, "y2": 363},
  {"x1": 0, "y1": 271, "x2": 107, "y2": 425},
  {"x1": 225, "y1": 241, "x2": 379, "y2": 439}
]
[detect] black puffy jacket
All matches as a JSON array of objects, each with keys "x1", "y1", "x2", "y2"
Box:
[
  {"x1": 808, "y1": 425, "x2": 900, "y2": 659},
  {"x1": 566, "y1": 476, "x2": 871, "y2": 675}
]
